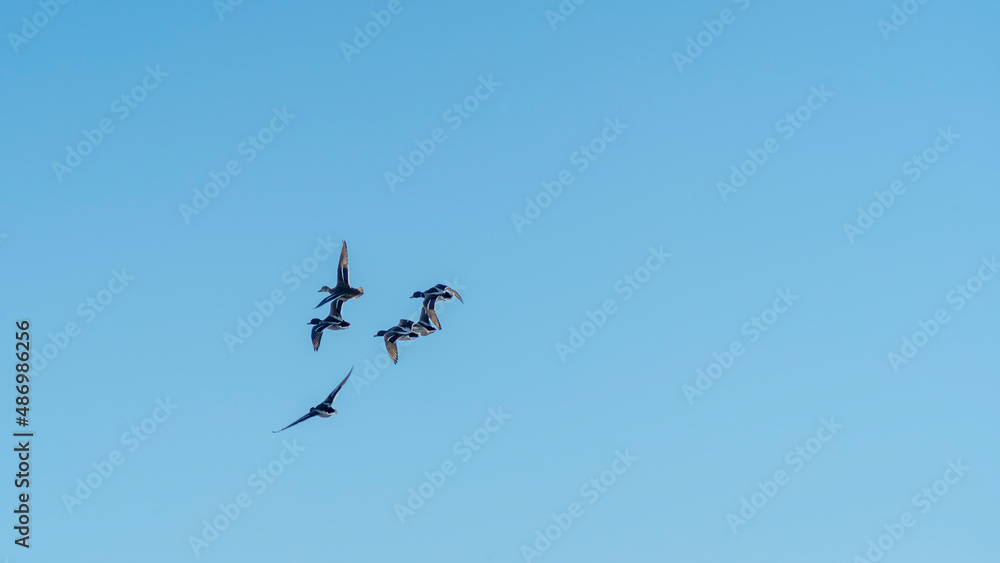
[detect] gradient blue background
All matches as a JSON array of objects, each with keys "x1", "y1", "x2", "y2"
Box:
[{"x1": 2, "y1": 1, "x2": 998, "y2": 561}]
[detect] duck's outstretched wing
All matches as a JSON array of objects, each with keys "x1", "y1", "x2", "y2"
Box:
[
  {"x1": 328, "y1": 298, "x2": 345, "y2": 321},
  {"x1": 315, "y1": 292, "x2": 338, "y2": 309},
  {"x1": 445, "y1": 286, "x2": 463, "y2": 303},
  {"x1": 384, "y1": 334, "x2": 399, "y2": 364},
  {"x1": 418, "y1": 305, "x2": 434, "y2": 327},
  {"x1": 311, "y1": 324, "x2": 325, "y2": 351},
  {"x1": 273, "y1": 411, "x2": 316, "y2": 433},
  {"x1": 423, "y1": 296, "x2": 442, "y2": 329},
  {"x1": 322, "y1": 367, "x2": 354, "y2": 407},
  {"x1": 337, "y1": 241, "x2": 350, "y2": 287}
]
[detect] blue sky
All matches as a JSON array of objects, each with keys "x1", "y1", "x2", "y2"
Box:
[{"x1": 2, "y1": 1, "x2": 999, "y2": 561}]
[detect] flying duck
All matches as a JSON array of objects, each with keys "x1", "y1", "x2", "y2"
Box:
[
  {"x1": 374, "y1": 320, "x2": 419, "y2": 364},
  {"x1": 410, "y1": 284, "x2": 463, "y2": 330},
  {"x1": 316, "y1": 241, "x2": 364, "y2": 309},
  {"x1": 273, "y1": 367, "x2": 353, "y2": 433},
  {"x1": 308, "y1": 300, "x2": 350, "y2": 351}
]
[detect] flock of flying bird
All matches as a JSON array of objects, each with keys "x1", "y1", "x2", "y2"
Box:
[{"x1": 273, "y1": 241, "x2": 463, "y2": 433}]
